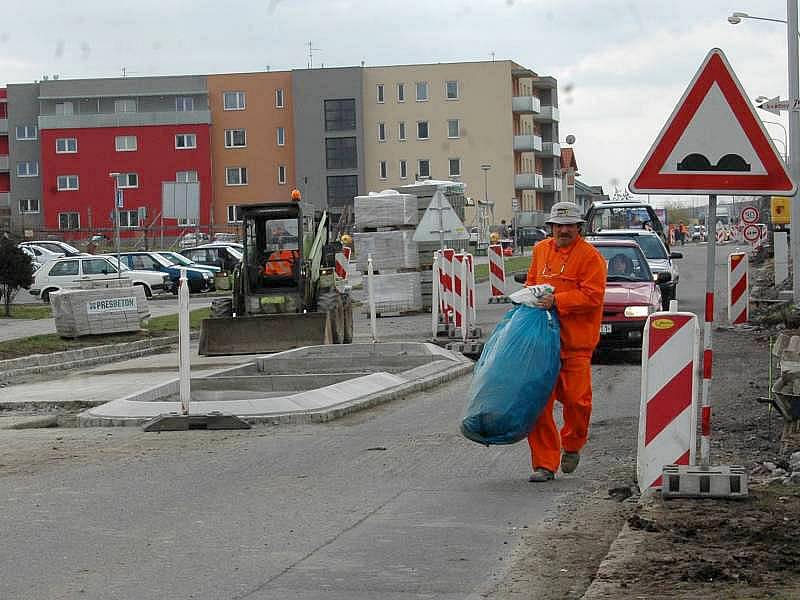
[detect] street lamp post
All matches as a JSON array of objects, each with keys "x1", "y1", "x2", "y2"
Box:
[
  {"x1": 109, "y1": 172, "x2": 121, "y2": 279},
  {"x1": 730, "y1": 4, "x2": 800, "y2": 299},
  {"x1": 480, "y1": 163, "x2": 492, "y2": 224}
]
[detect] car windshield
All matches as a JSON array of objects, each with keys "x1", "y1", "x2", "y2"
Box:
[
  {"x1": 227, "y1": 247, "x2": 243, "y2": 260},
  {"x1": 160, "y1": 252, "x2": 193, "y2": 266},
  {"x1": 590, "y1": 206, "x2": 655, "y2": 232},
  {"x1": 595, "y1": 245, "x2": 652, "y2": 282},
  {"x1": 148, "y1": 253, "x2": 173, "y2": 268},
  {"x1": 102, "y1": 256, "x2": 131, "y2": 272}
]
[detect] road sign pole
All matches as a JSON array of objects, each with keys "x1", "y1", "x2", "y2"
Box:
[
  {"x1": 700, "y1": 194, "x2": 717, "y2": 465},
  {"x1": 789, "y1": 0, "x2": 800, "y2": 301}
]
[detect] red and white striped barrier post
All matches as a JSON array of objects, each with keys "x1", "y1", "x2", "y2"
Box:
[
  {"x1": 699, "y1": 196, "x2": 720, "y2": 465},
  {"x1": 334, "y1": 246, "x2": 351, "y2": 280},
  {"x1": 441, "y1": 249, "x2": 456, "y2": 325},
  {"x1": 452, "y1": 253, "x2": 467, "y2": 336},
  {"x1": 487, "y1": 244, "x2": 508, "y2": 303},
  {"x1": 465, "y1": 253, "x2": 477, "y2": 323},
  {"x1": 637, "y1": 312, "x2": 700, "y2": 490},
  {"x1": 727, "y1": 251, "x2": 748, "y2": 325}
]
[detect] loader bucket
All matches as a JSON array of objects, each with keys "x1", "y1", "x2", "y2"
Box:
[{"x1": 198, "y1": 313, "x2": 333, "y2": 356}]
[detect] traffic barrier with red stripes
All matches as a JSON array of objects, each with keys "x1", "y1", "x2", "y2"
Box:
[
  {"x1": 334, "y1": 246, "x2": 352, "y2": 280},
  {"x1": 432, "y1": 249, "x2": 478, "y2": 341},
  {"x1": 487, "y1": 244, "x2": 509, "y2": 303},
  {"x1": 727, "y1": 251, "x2": 748, "y2": 325},
  {"x1": 637, "y1": 312, "x2": 699, "y2": 490}
]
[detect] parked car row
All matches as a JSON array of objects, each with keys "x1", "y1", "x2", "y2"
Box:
[{"x1": 25, "y1": 241, "x2": 245, "y2": 303}]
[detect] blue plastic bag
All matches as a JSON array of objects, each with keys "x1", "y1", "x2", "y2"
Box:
[{"x1": 461, "y1": 305, "x2": 561, "y2": 445}]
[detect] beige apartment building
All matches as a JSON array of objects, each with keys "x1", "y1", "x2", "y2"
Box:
[
  {"x1": 207, "y1": 72, "x2": 295, "y2": 233},
  {"x1": 362, "y1": 60, "x2": 560, "y2": 227}
]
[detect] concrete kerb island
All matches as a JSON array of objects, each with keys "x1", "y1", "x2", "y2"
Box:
[{"x1": 78, "y1": 342, "x2": 473, "y2": 427}]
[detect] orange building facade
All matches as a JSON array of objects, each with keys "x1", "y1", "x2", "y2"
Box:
[{"x1": 207, "y1": 72, "x2": 295, "y2": 234}]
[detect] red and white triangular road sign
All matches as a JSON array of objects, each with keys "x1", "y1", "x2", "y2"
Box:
[{"x1": 630, "y1": 48, "x2": 796, "y2": 196}]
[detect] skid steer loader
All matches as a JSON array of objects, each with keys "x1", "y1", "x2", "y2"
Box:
[{"x1": 198, "y1": 191, "x2": 353, "y2": 355}]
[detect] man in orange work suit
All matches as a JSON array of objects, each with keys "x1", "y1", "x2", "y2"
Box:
[{"x1": 524, "y1": 201, "x2": 607, "y2": 482}]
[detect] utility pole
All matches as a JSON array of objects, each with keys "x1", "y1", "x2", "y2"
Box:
[{"x1": 788, "y1": 0, "x2": 800, "y2": 300}]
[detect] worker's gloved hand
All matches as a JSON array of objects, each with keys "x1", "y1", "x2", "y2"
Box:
[{"x1": 509, "y1": 284, "x2": 555, "y2": 308}]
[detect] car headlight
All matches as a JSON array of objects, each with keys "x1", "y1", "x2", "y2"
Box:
[
  {"x1": 203, "y1": 272, "x2": 211, "y2": 279},
  {"x1": 624, "y1": 305, "x2": 650, "y2": 318}
]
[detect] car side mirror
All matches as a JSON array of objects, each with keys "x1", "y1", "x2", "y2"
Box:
[
  {"x1": 669, "y1": 252, "x2": 683, "y2": 259},
  {"x1": 657, "y1": 272, "x2": 672, "y2": 283},
  {"x1": 513, "y1": 273, "x2": 527, "y2": 284}
]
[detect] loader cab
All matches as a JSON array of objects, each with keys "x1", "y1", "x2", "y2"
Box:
[{"x1": 243, "y1": 208, "x2": 303, "y2": 292}]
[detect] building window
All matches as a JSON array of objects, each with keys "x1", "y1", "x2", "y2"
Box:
[
  {"x1": 118, "y1": 210, "x2": 139, "y2": 228},
  {"x1": 326, "y1": 175, "x2": 358, "y2": 209},
  {"x1": 176, "y1": 96, "x2": 194, "y2": 111},
  {"x1": 227, "y1": 205, "x2": 243, "y2": 223},
  {"x1": 115, "y1": 135, "x2": 137, "y2": 151},
  {"x1": 15, "y1": 125, "x2": 37, "y2": 140},
  {"x1": 55, "y1": 101, "x2": 74, "y2": 115},
  {"x1": 57, "y1": 175, "x2": 79, "y2": 190},
  {"x1": 275, "y1": 89, "x2": 285, "y2": 108},
  {"x1": 224, "y1": 128, "x2": 247, "y2": 148},
  {"x1": 377, "y1": 122, "x2": 386, "y2": 142},
  {"x1": 447, "y1": 119, "x2": 460, "y2": 138},
  {"x1": 16, "y1": 161, "x2": 38, "y2": 177},
  {"x1": 114, "y1": 99, "x2": 136, "y2": 113},
  {"x1": 449, "y1": 158, "x2": 461, "y2": 177},
  {"x1": 377, "y1": 84, "x2": 385, "y2": 103},
  {"x1": 446, "y1": 80, "x2": 459, "y2": 100},
  {"x1": 277, "y1": 127, "x2": 286, "y2": 146},
  {"x1": 400, "y1": 160, "x2": 408, "y2": 179},
  {"x1": 226, "y1": 167, "x2": 247, "y2": 186},
  {"x1": 324, "y1": 99, "x2": 356, "y2": 131},
  {"x1": 418, "y1": 159, "x2": 430, "y2": 178},
  {"x1": 397, "y1": 83, "x2": 405, "y2": 102},
  {"x1": 56, "y1": 138, "x2": 78, "y2": 153},
  {"x1": 58, "y1": 212, "x2": 80, "y2": 230},
  {"x1": 379, "y1": 160, "x2": 388, "y2": 180},
  {"x1": 416, "y1": 81, "x2": 429, "y2": 101},
  {"x1": 325, "y1": 137, "x2": 358, "y2": 170},
  {"x1": 175, "y1": 133, "x2": 197, "y2": 149},
  {"x1": 223, "y1": 91, "x2": 246, "y2": 110},
  {"x1": 176, "y1": 170, "x2": 198, "y2": 183},
  {"x1": 116, "y1": 173, "x2": 138, "y2": 188},
  {"x1": 19, "y1": 198, "x2": 40, "y2": 214},
  {"x1": 398, "y1": 121, "x2": 406, "y2": 141},
  {"x1": 417, "y1": 121, "x2": 429, "y2": 140},
  {"x1": 278, "y1": 165, "x2": 287, "y2": 185}
]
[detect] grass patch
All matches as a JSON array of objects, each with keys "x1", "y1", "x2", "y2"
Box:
[
  {"x1": 474, "y1": 256, "x2": 531, "y2": 282},
  {"x1": 0, "y1": 308, "x2": 211, "y2": 360},
  {"x1": 0, "y1": 304, "x2": 53, "y2": 320}
]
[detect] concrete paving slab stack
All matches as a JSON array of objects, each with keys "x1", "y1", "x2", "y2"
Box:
[
  {"x1": 394, "y1": 181, "x2": 471, "y2": 309},
  {"x1": 353, "y1": 190, "x2": 422, "y2": 314},
  {"x1": 51, "y1": 284, "x2": 150, "y2": 338}
]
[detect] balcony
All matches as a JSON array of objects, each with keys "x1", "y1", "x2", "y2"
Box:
[
  {"x1": 540, "y1": 142, "x2": 561, "y2": 157},
  {"x1": 513, "y1": 134, "x2": 542, "y2": 153},
  {"x1": 515, "y1": 173, "x2": 544, "y2": 190},
  {"x1": 0, "y1": 156, "x2": 8, "y2": 172},
  {"x1": 0, "y1": 192, "x2": 9, "y2": 207},
  {"x1": 0, "y1": 119, "x2": 7, "y2": 134},
  {"x1": 39, "y1": 109, "x2": 212, "y2": 130},
  {"x1": 533, "y1": 105, "x2": 559, "y2": 122},
  {"x1": 512, "y1": 96, "x2": 541, "y2": 114},
  {"x1": 543, "y1": 176, "x2": 563, "y2": 192}
]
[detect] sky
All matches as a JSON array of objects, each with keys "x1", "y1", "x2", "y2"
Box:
[{"x1": 2, "y1": 0, "x2": 793, "y2": 207}]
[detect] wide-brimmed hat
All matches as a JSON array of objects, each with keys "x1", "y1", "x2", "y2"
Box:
[{"x1": 545, "y1": 201, "x2": 585, "y2": 225}]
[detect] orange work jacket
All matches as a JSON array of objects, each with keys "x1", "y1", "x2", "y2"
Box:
[
  {"x1": 525, "y1": 237, "x2": 607, "y2": 358},
  {"x1": 264, "y1": 250, "x2": 298, "y2": 277}
]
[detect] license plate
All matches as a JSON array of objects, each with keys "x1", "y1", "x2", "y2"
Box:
[{"x1": 600, "y1": 324, "x2": 612, "y2": 334}]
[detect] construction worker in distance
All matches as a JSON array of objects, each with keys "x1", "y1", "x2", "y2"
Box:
[
  {"x1": 524, "y1": 201, "x2": 607, "y2": 482},
  {"x1": 490, "y1": 231, "x2": 501, "y2": 244}
]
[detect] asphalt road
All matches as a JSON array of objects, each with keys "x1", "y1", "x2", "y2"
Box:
[{"x1": 0, "y1": 241, "x2": 734, "y2": 599}]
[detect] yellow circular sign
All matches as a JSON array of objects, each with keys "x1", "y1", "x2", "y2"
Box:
[{"x1": 652, "y1": 318, "x2": 675, "y2": 330}]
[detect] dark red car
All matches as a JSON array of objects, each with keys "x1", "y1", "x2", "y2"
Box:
[{"x1": 589, "y1": 239, "x2": 667, "y2": 349}]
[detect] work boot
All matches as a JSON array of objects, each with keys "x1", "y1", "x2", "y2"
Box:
[
  {"x1": 528, "y1": 468, "x2": 554, "y2": 482},
  {"x1": 561, "y1": 451, "x2": 580, "y2": 474}
]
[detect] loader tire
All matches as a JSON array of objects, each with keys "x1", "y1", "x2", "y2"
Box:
[
  {"x1": 318, "y1": 291, "x2": 344, "y2": 344},
  {"x1": 211, "y1": 297, "x2": 233, "y2": 318}
]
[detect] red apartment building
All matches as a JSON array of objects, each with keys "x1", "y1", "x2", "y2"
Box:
[
  {"x1": 0, "y1": 89, "x2": 9, "y2": 232},
  {"x1": 35, "y1": 76, "x2": 212, "y2": 240}
]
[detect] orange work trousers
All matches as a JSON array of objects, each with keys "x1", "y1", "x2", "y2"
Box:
[{"x1": 527, "y1": 355, "x2": 593, "y2": 473}]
